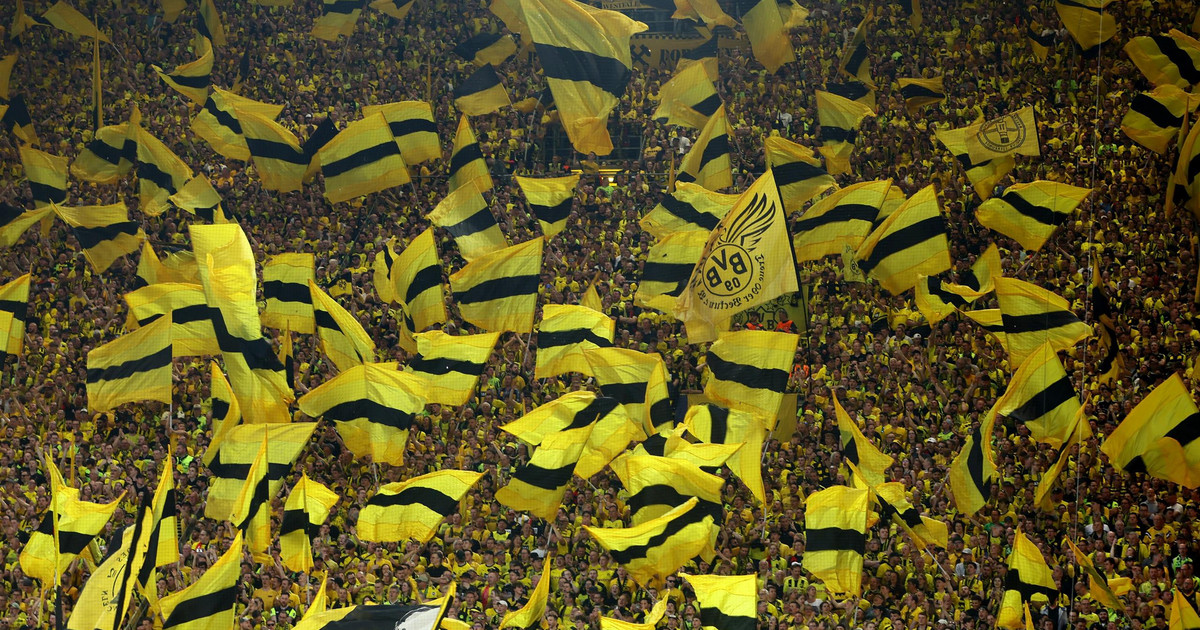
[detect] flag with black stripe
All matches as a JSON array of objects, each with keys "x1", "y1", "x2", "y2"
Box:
[
  {"x1": 1, "y1": 94, "x2": 38, "y2": 145},
  {"x1": 299, "y1": 363, "x2": 425, "y2": 467},
  {"x1": 123, "y1": 282, "x2": 221, "y2": 357},
  {"x1": 19, "y1": 145, "x2": 68, "y2": 208},
  {"x1": 997, "y1": 342, "x2": 1086, "y2": 447},
  {"x1": 453, "y1": 64, "x2": 511, "y2": 116},
  {"x1": 824, "y1": 80, "x2": 875, "y2": 111},
  {"x1": 280, "y1": 474, "x2": 339, "y2": 573},
  {"x1": 792, "y1": 179, "x2": 886, "y2": 262},
  {"x1": 681, "y1": 403, "x2": 766, "y2": 504},
  {"x1": 612, "y1": 454, "x2": 723, "y2": 527},
  {"x1": 317, "y1": 112, "x2": 410, "y2": 204},
  {"x1": 310, "y1": 279, "x2": 376, "y2": 372},
  {"x1": 949, "y1": 403, "x2": 997, "y2": 515},
  {"x1": 1101, "y1": 373, "x2": 1200, "y2": 488},
  {"x1": 1124, "y1": 30, "x2": 1200, "y2": 90},
  {"x1": 0, "y1": 273, "x2": 30, "y2": 360},
  {"x1": 160, "y1": 532, "x2": 242, "y2": 630},
  {"x1": 914, "y1": 274, "x2": 969, "y2": 324},
  {"x1": 741, "y1": 0, "x2": 794, "y2": 73},
  {"x1": 1091, "y1": 261, "x2": 1122, "y2": 385},
  {"x1": 312, "y1": 0, "x2": 361, "y2": 40},
  {"x1": 652, "y1": 63, "x2": 720, "y2": 129},
  {"x1": 682, "y1": 574, "x2": 757, "y2": 630},
  {"x1": 497, "y1": 414, "x2": 597, "y2": 519},
  {"x1": 197, "y1": 0, "x2": 226, "y2": 46},
  {"x1": 1056, "y1": 0, "x2": 1115, "y2": 57},
  {"x1": 154, "y1": 36, "x2": 213, "y2": 104},
  {"x1": 85, "y1": 315, "x2": 173, "y2": 411},
  {"x1": 815, "y1": 89, "x2": 875, "y2": 174},
  {"x1": 370, "y1": 0, "x2": 417, "y2": 20},
  {"x1": 453, "y1": 32, "x2": 518, "y2": 66},
  {"x1": 997, "y1": 530, "x2": 1059, "y2": 629},
  {"x1": 449, "y1": 236, "x2": 543, "y2": 334},
  {"x1": 535, "y1": 304, "x2": 614, "y2": 378},
  {"x1": 428, "y1": 180, "x2": 508, "y2": 261},
  {"x1": 134, "y1": 126, "x2": 193, "y2": 216},
  {"x1": 227, "y1": 436, "x2": 272, "y2": 557},
  {"x1": 72, "y1": 120, "x2": 138, "y2": 184},
  {"x1": 585, "y1": 347, "x2": 675, "y2": 438},
  {"x1": 764, "y1": 136, "x2": 835, "y2": 213},
  {"x1": 448, "y1": 114, "x2": 491, "y2": 192},
  {"x1": 869, "y1": 480, "x2": 947, "y2": 551},
  {"x1": 676, "y1": 104, "x2": 732, "y2": 191},
  {"x1": 375, "y1": 228, "x2": 447, "y2": 336},
  {"x1": 677, "y1": 34, "x2": 718, "y2": 81},
  {"x1": 803, "y1": 485, "x2": 868, "y2": 596},
  {"x1": 522, "y1": 0, "x2": 647, "y2": 155},
  {"x1": 358, "y1": 470, "x2": 484, "y2": 543},
  {"x1": 515, "y1": 174, "x2": 578, "y2": 237},
  {"x1": 995, "y1": 277, "x2": 1091, "y2": 367},
  {"x1": 855, "y1": 185, "x2": 949, "y2": 295},
  {"x1": 1121, "y1": 85, "x2": 1195, "y2": 154},
  {"x1": 169, "y1": 175, "x2": 227, "y2": 222},
  {"x1": 503, "y1": 391, "x2": 640, "y2": 478},
  {"x1": 362, "y1": 101, "x2": 441, "y2": 165},
  {"x1": 898, "y1": 76, "x2": 944, "y2": 113},
  {"x1": 262, "y1": 253, "x2": 316, "y2": 334},
  {"x1": 1174, "y1": 111, "x2": 1200, "y2": 218},
  {"x1": 584, "y1": 497, "x2": 717, "y2": 587},
  {"x1": 834, "y1": 392, "x2": 892, "y2": 487},
  {"x1": 204, "y1": 423, "x2": 317, "y2": 521},
  {"x1": 640, "y1": 182, "x2": 737, "y2": 239},
  {"x1": 239, "y1": 109, "x2": 309, "y2": 193},
  {"x1": 933, "y1": 123, "x2": 1015, "y2": 201},
  {"x1": 838, "y1": 9, "x2": 875, "y2": 87},
  {"x1": 704, "y1": 329, "x2": 796, "y2": 421},
  {"x1": 635, "y1": 230, "x2": 709, "y2": 314},
  {"x1": 407, "y1": 330, "x2": 500, "y2": 406}
]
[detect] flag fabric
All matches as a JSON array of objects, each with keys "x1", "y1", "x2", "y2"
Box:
[
  {"x1": 940, "y1": 243, "x2": 1002, "y2": 302},
  {"x1": 358, "y1": 470, "x2": 484, "y2": 543},
  {"x1": 949, "y1": 404, "x2": 998, "y2": 515},
  {"x1": 963, "y1": 308, "x2": 1009, "y2": 352},
  {"x1": 934, "y1": 123, "x2": 1016, "y2": 200},
  {"x1": 450, "y1": 237, "x2": 543, "y2": 334},
  {"x1": 1124, "y1": 31, "x2": 1200, "y2": 90},
  {"x1": 855, "y1": 185, "x2": 950, "y2": 295},
  {"x1": 976, "y1": 181, "x2": 1091, "y2": 251},
  {"x1": 312, "y1": 0, "x2": 362, "y2": 40},
  {"x1": 676, "y1": 169, "x2": 798, "y2": 343},
  {"x1": 681, "y1": 403, "x2": 766, "y2": 503},
  {"x1": 169, "y1": 175, "x2": 226, "y2": 221},
  {"x1": 317, "y1": 113, "x2": 409, "y2": 203},
  {"x1": 1170, "y1": 588, "x2": 1200, "y2": 630},
  {"x1": 535, "y1": 305, "x2": 614, "y2": 378},
  {"x1": 204, "y1": 423, "x2": 317, "y2": 520},
  {"x1": 64, "y1": 514, "x2": 148, "y2": 630},
  {"x1": 584, "y1": 497, "x2": 716, "y2": 588},
  {"x1": 204, "y1": 362, "x2": 241, "y2": 468},
  {"x1": 136, "y1": 242, "x2": 201, "y2": 287},
  {"x1": 154, "y1": 36, "x2": 213, "y2": 104},
  {"x1": 1173, "y1": 117, "x2": 1200, "y2": 217},
  {"x1": 19, "y1": 461, "x2": 123, "y2": 584},
  {"x1": 262, "y1": 253, "x2": 316, "y2": 334},
  {"x1": 453, "y1": 65, "x2": 512, "y2": 116},
  {"x1": 838, "y1": 10, "x2": 874, "y2": 87},
  {"x1": 804, "y1": 485, "x2": 869, "y2": 596},
  {"x1": 640, "y1": 182, "x2": 738, "y2": 239},
  {"x1": 370, "y1": 0, "x2": 417, "y2": 19},
  {"x1": 1, "y1": 94, "x2": 37, "y2": 145},
  {"x1": 142, "y1": 456, "x2": 180, "y2": 576},
  {"x1": 297, "y1": 602, "x2": 451, "y2": 630},
  {"x1": 835, "y1": 392, "x2": 893, "y2": 487},
  {"x1": 228, "y1": 436, "x2": 272, "y2": 557},
  {"x1": 824, "y1": 80, "x2": 876, "y2": 111},
  {"x1": 19, "y1": 145, "x2": 69, "y2": 208},
  {"x1": 914, "y1": 274, "x2": 969, "y2": 324},
  {"x1": 966, "y1": 106, "x2": 1040, "y2": 163},
  {"x1": 764, "y1": 136, "x2": 835, "y2": 212},
  {"x1": 453, "y1": 32, "x2": 518, "y2": 66},
  {"x1": 792, "y1": 179, "x2": 888, "y2": 262},
  {"x1": 522, "y1": 0, "x2": 648, "y2": 155},
  {"x1": 500, "y1": 562, "x2": 551, "y2": 629},
  {"x1": 681, "y1": 574, "x2": 757, "y2": 630},
  {"x1": 361, "y1": 101, "x2": 442, "y2": 165},
  {"x1": 197, "y1": 0, "x2": 227, "y2": 47},
  {"x1": 1122, "y1": 85, "x2": 1196, "y2": 153},
  {"x1": 240, "y1": 110, "x2": 309, "y2": 193},
  {"x1": 677, "y1": 35, "x2": 719, "y2": 81},
  {"x1": 384, "y1": 228, "x2": 447, "y2": 333},
  {"x1": 816, "y1": 90, "x2": 875, "y2": 174},
  {"x1": 515, "y1": 174, "x2": 579, "y2": 237},
  {"x1": 160, "y1": 532, "x2": 242, "y2": 630},
  {"x1": 134, "y1": 127, "x2": 193, "y2": 216},
  {"x1": 448, "y1": 115, "x2": 492, "y2": 192},
  {"x1": 636, "y1": 230, "x2": 710, "y2": 314},
  {"x1": 898, "y1": 76, "x2": 945, "y2": 112},
  {"x1": 1066, "y1": 539, "x2": 1125, "y2": 611},
  {"x1": 652, "y1": 63, "x2": 720, "y2": 129},
  {"x1": 85, "y1": 315, "x2": 173, "y2": 412},
  {"x1": 704, "y1": 329, "x2": 797, "y2": 420},
  {"x1": 408, "y1": 330, "x2": 501, "y2": 406},
  {"x1": 670, "y1": 0, "x2": 736, "y2": 29},
  {"x1": 1028, "y1": 23, "x2": 1054, "y2": 60},
  {"x1": 652, "y1": 424, "x2": 743, "y2": 469},
  {"x1": 611, "y1": 453, "x2": 723, "y2": 526},
  {"x1": 36, "y1": 1, "x2": 110, "y2": 42},
  {"x1": 870, "y1": 481, "x2": 947, "y2": 551},
  {"x1": 0, "y1": 273, "x2": 30, "y2": 359},
  {"x1": 1092, "y1": 264, "x2": 1123, "y2": 385},
  {"x1": 0, "y1": 53, "x2": 16, "y2": 100},
  {"x1": 1100, "y1": 373, "x2": 1200, "y2": 487},
  {"x1": 677, "y1": 104, "x2": 732, "y2": 191},
  {"x1": 502, "y1": 391, "x2": 638, "y2": 478},
  {"x1": 497, "y1": 418, "x2": 596, "y2": 519},
  {"x1": 428, "y1": 181, "x2": 508, "y2": 261},
  {"x1": 601, "y1": 599, "x2": 668, "y2": 630},
  {"x1": 585, "y1": 347, "x2": 674, "y2": 438},
  {"x1": 310, "y1": 279, "x2": 377, "y2": 372},
  {"x1": 298, "y1": 364, "x2": 425, "y2": 466},
  {"x1": 997, "y1": 530, "x2": 1059, "y2": 629},
  {"x1": 123, "y1": 282, "x2": 221, "y2": 357},
  {"x1": 742, "y1": 0, "x2": 795, "y2": 73},
  {"x1": 1056, "y1": 0, "x2": 1116, "y2": 56},
  {"x1": 73, "y1": 121, "x2": 138, "y2": 184},
  {"x1": 995, "y1": 277, "x2": 1091, "y2": 366},
  {"x1": 997, "y1": 342, "x2": 1085, "y2": 447},
  {"x1": 280, "y1": 474, "x2": 340, "y2": 572}
]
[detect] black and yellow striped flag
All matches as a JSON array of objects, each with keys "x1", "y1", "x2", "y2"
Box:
[
  {"x1": 428, "y1": 180, "x2": 508, "y2": 261},
  {"x1": 197, "y1": 0, "x2": 226, "y2": 46},
  {"x1": 454, "y1": 32, "x2": 518, "y2": 66},
  {"x1": 453, "y1": 65, "x2": 511, "y2": 116},
  {"x1": 19, "y1": 145, "x2": 68, "y2": 208},
  {"x1": 804, "y1": 485, "x2": 869, "y2": 596},
  {"x1": 298, "y1": 363, "x2": 425, "y2": 466},
  {"x1": 704, "y1": 329, "x2": 797, "y2": 421},
  {"x1": 1124, "y1": 31, "x2": 1200, "y2": 90},
  {"x1": 838, "y1": 9, "x2": 875, "y2": 87},
  {"x1": 86, "y1": 315, "x2": 173, "y2": 412},
  {"x1": 535, "y1": 304, "x2": 614, "y2": 378},
  {"x1": 55, "y1": 202, "x2": 145, "y2": 273},
  {"x1": 309, "y1": 279, "x2": 377, "y2": 372},
  {"x1": 449, "y1": 237, "x2": 543, "y2": 333},
  {"x1": 966, "y1": 106, "x2": 1040, "y2": 163},
  {"x1": 1065, "y1": 539, "x2": 1126, "y2": 611},
  {"x1": 1028, "y1": 23, "x2": 1054, "y2": 60},
  {"x1": 792, "y1": 179, "x2": 887, "y2": 262},
  {"x1": 0, "y1": 273, "x2": 30, "y2": 359},
  {"x1": 764, "y1": 136, "x2": 835, "y2": 212},
  {"x1": 154, "y1": 36, "x2": 213, "y2": 104},
  {"x1": 977, "y1": 181, "x2": 1092, "y2": 252},
  {"x1": 136, "y1": 241, "x2": 200, "y2": 288},
  {"x1": 143, "y1": 455, "x2": 180, "y2": 577},
  {"x1": 585, "y1": 497, "x2": 716, "y2": 588},
  {"x1": 279, "y1": 474, "x2": 339, "y2": 573},
  {"x1": 523, "y1": 0, "x2": 647, "y2": 156},
  {"x1": 134, "y1": 127, "x2": 193, "y2": 216},
  {"x1": 1, "y1": 95, "x2": 38, "y2": 145},
  {"x1": 816, "y1": 89, "x2": 875, "y2": 174},
  {"x1": 34, "y1": 1, "x2": 110, "y2": 41},
  {"x1": 408, "y1": 330, "x2": 501, "y2": 406},
  {"x1": 824, "y1": 80, "x2": 875, "y2": 111},
  {"x1": 169, "y1": 175, "x2": 226, "y2": 221},
  {"x1": 585, "y1": 347, "x2": 674, "y2": 438},
  {"x1": 742, "y1": 0, "x2": 794, "y2": 73},
  {"x1": 997, "y1": 342, "x2": 1086, "y2": 447},
  {"x1": 682, "y1": 574, "x2": 756, "y2": 630},
  {"x1": 497, "y1": 417, "x2": 596, "y2": 519},
  {"x1": 611, "y1": 454, "x2": 723, "y2": 526},
  {"x1": 995, "y1": 277, "x2": 1091, "y2": 366},
  {"x1": 312, "y1": 0, "x2": 361, "y2": 40},
  {"x1": 1101, "y1": 373, "x2": 1200, "y2": 487},
  {"x1": 676, "y1": 104, "x2": 732, "y2": 191},
  {"x1": 1056, "y1": 0, "x2": 1115, "y2": 56},
  {"x1": 855, "y1": 185, "x2": 949, "y2": 295},
  {"x1": 933, "y1": 123, "x2": 1015, "y2": 201},
  {"x1": 370, "y1": 0, "x2": 417, "y2": 19},
  {"x1": 240, "y1": 110, "x2": 309, "y2": 193},
  {"x1": 262, "y1": 253, "x2": 316, "y2": 334},
  {"x1": 639, "y1": 182, "x2": 737, "y2": 239},
  {"x1": 1091, "y1": 262, "x2": 1122, "y2": 385},
  {"x1": 448, "y1": 114, "x2": 492, "y2": 192},
  {"x1": 898, "y1": 76, "x2": 944, "y2": 113},
  {"x1": 677, "y1": 34, "x2": 718, "y2": 81},
  {"x1": 949, "y1": 403, "x2": 998, "y2": 515},
  {"x1": 359, "y1": 469, "x2": 483, "y2": 543},
  {"x1": 681, "y1": 403, "x2": 766, "y2": 503},
  {"x1": 515, "y1": 174, "x2": 579, "y2": 237},
  {"x1": 834, "y1": 391, "x2": 893, "y2": 487},
  {"x1": 914, "y1": 274, "x2": 968, "y2": 324},
  {"x1": 379, "y1": 228, "x2": 447, "y2": 333},
  {"x1": 73, "y1": 120, "x2": 138, "y2": 184},
  {"x1": 160, "y1": 532, "x2": 242, "y2": 630},
  {"x1": 1121, "y1": 85, "x2": 1196, "y2": 154},
  {"x1": 503, "y1": 391, "x2": 639, "y2": 478},
  {"x1": 635, "y1": 230, "x2": 709, "y2": 314},
  {"x1": 870, "y1": 480, "x2": 947, "y2": 551},
  {"x1": 203, "y1": 363, "x2": 239, "y2": 467},
  {"x1": 361, "y1": 101, "x2": 442, "y2": 165},
  {"x1": 123, "y1": 282, "x2": 221, "y2": 357},
  {"x1": 1176, "y1": 118, "x2": 1200, "y2": 217},
  {"x1": 227, "y1": 435, "x2": 271, "y2": 558},
  {"x1": 652, "y1": 63, "x2": 720, "y2": 129},
  {"x1": 204, "y1": 423, "x2": 317, "y2": 520},
  {"x1": 317, "y1": 112, "x2": 410, "y2": 203},
  {"x1": 963, "y1": 308, "x2": 1009, "y2": 353},
  {"x1": 997, "y1": 530, "x2": 1059, "y2": 629}
]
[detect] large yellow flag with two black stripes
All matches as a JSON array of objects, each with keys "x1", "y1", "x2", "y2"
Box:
[
  {"x1": 611, "y1": 453, "x2": 723, "y2": 526},
  {"x1": 997, "y1": 342, "x2": 1085, "y2": 447},
  {"x1": 585, "y1": 347, "x2": 674, "y2": 438},
  {"x1": 977, "y1": 181, "x2": 1091, "y2": 251},
  {"x1": 1101, "y1": 373, "x2": 1200, "y2": 487},
  {"x1": 995, "y1": 278, "x2": 1091, "y2": 366},
  {"x1": 358, "y1": 470, "x2": 484, "y2": 543},
  {"x1": 135, "y1": 126, "x2": 193, "y2": 217},
  {"x1": 86, "y1": 315, "x2": 173, "y2": 411},
  {"x1": 653, "y1": 63, "x2": 720, "y2": 129},
  {"x1": 516, "y1": 174, "x2": 579, "y2": 237},
  {"x1": 240, "y1": 110, "x2": 309, "y2": 193},
  {"x1": 73, "y1": 120, "x2": 138, "y2": 184},
  {"x1": 585, "y1": 497, "x2": 716, "y2": 587},
  {"x1": 792, "y1": 179, "x2": 888, "y2": 262},
  {"x1": 804, "y1": 485, "x2": 869, "y2": 596},
  {"x1": 535, "y1": 304, "x2": 614, "y2": 378},
  {"x1": 317, "y1": 113, "x2": 410, "y2": 203},
  {"x1": 380, "y1": 228, "x2": 448, "y2": 333},
  {"x1": 123, "y1": 282, "x2": 220, "y2": 357},
  {"x1": 450, "y1": 237, "x2": 543, "y2": 333},
  {"x1": 855, "y1": 185, "x2": 950, "y2": 295},
  {"x1": 428, "y1": 181, "x2": 508, "y2": 261},
  {"x1": 154, "y1": 36, "x2": 213, "y2": 104},
  {"x1": 204, "y1": 423, "x2": 317, "y2": 521},
  {"x1": 997, "y1": 530, "x2": 1059, "y2": 629},
  {"x1": 299, "y1": 364, "x2": 425, "y2": 466},
  {"x1": 361, "y1": 101, "x2": 442, "y2": 165},
  {"x1": 522, "y1": 0, "x2": 647, "y2": 155},
  {"x1": 704, "y1": 329, "x2": 797, "y2": 421},
  {"x1": 677, "y1": 105, "x2": 732, "y2": 191},
  {"x1": 262, "y1": 253, "x2": 315, "y2": 334},
  {"x1": 408, "y1": 330, "x2": 501, "y2": 405}
]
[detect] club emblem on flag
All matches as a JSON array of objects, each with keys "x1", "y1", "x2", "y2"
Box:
[
  {"x1": 693, "y1": 190, "x2": 775, "y2": 309},
  {"x1": 977, "y1": 112, "x2": 1027, "y2": 153}
]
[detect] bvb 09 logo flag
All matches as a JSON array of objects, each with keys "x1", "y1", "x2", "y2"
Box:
[
  {"x1": 966, "y1": 106, "x2": 1040, "y2": 163},
  {"x1": 677, "y1": 169, "x2": 798, "y2": 343}
]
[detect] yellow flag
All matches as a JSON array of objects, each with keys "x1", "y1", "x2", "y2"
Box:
[{"x1": 966, "y1": 106, "x2": 1040, "y2": 163}]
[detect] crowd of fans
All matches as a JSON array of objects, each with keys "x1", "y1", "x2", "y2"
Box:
[{"x1": 1, "y1": 0, "x2": 1199, "y2": 629}]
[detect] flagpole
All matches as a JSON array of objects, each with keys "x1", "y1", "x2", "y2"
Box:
[{"x1": 49, "y1": 452, "x2": 64, "y2": 630}]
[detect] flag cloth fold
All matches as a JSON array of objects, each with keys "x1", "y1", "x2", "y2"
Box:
[
  {"x1": 676, "y1": 104, "x2": 732, "y2": 191},
  {"x1": 516, "y1": 174, "x2": 579, "y2": 237},
  {"x1": 804, "y1": 485, "x2": 869, "y2": 596},
  {"x1": 408, "y1": 330, "x2": 502, "y2": 405},
  {"x1": 764, "y1": 136, "x2": 835, "y2": 212},
  {"x1": 535, "y1": 305, "x2": 614, "y2": 378},
  {"x1": 358, "y1": 470, "x2": 484, "y2": 543},
  {"x1": 742, "y1": 0, "x2": 795, "y2": 73},
  {"x1": 703, "y1": 329, "x2": 797, "y2": 420},
  {"x1": 976, "y1": 181, "x2": 1091, "y2": 251},
  {"x1": 450, "y1": 237, "x2": 544, "y2": 333},
  {"x1": 792, "y1": 179, "x2": 888, "y2": 262},
  {"x1": 854, "y1": 184, "x2": 950, "y2": 295},
  {"x1": 995, "y1": 277, "x2": 1091, "y2": 366},
  {"x1": 85, "y1": 315, "x2": 173, "y2": 411},
  {"x1": 584, "y1": 497, "x2": 717, "y2": 588},
  {"x1": 453, "y1": 64, "x2": 512, "y2": 116},
  {"x1": 154, "y1": 36, "x2": 213, "y2": 104},
  {"x1": 1100, "y1": 373, "x2": 1200, "y2": 488},
  {"x1": 160, "y1": 532, "x2": 243, "y2": 630},
  {"x1": 317, "y1": 113, "x2": 410, "y2": 203},
  {"x1": 298, "y1": 363, "x2": 426, "y2": 466}
]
